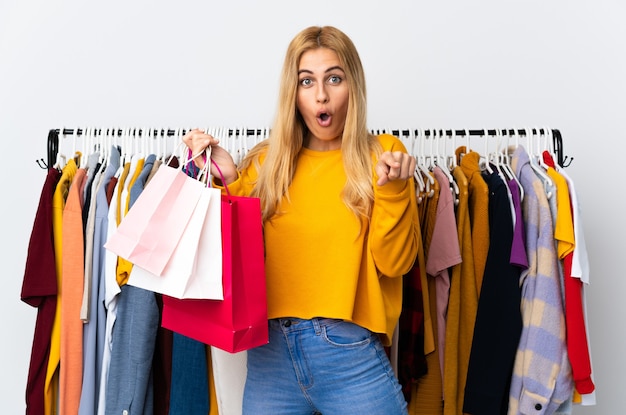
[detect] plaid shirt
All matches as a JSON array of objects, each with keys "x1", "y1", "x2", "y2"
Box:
[{"x1": 508, "y1": 147, "x2": 573, "y2": 414}]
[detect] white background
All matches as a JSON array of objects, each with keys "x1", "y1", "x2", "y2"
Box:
[{"x1": 1, "y1": 1, "x2": 624, "y2": 413}]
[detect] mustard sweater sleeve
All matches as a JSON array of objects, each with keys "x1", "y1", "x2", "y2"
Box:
[{"x1": 370, "y1": 134, "x2": 420, "y2": 278}]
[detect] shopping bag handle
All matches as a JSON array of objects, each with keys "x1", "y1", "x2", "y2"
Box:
[
  {"x1": 210, "y1": 158, "x2": 233, "y2": 198},
  {"x1": 181, "y1": 142, "x2": 233, "y2": 198}
]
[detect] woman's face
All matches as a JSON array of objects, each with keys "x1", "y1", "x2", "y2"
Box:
[{"x1": 296, "y1": 47, "x2": 349, "y2": 151}]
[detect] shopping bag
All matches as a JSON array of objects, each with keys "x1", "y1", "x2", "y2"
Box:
[
  {"x1": 162, "y1": 191, "x2": 268, "y2": 353},
  {"x1": 104, "y1": 163, "x2": 205, "y2": 276},
  {"x1": 127, "y1": 183, "x2": 224, "y2": 299}
]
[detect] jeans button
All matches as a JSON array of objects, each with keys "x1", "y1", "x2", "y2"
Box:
[{"x1": 283, "y1": 319, "x2": 292, "y2": 327}]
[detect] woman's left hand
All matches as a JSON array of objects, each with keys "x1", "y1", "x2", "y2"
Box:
[{"x1": 375, "y1": 151, "x2": 416, "y2": 186}]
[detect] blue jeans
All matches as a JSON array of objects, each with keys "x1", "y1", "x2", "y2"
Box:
[{"x1": 243, "y1": 318, "x2": 408, "y2": 415}]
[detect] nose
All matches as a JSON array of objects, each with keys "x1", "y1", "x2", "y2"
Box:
[{"x1": 316, "y1": 84, "x2": 329, "y2": 104}]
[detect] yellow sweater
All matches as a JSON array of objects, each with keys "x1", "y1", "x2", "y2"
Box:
[{"x1": 224, "y1": 134, "x2": 419, "y2": 345}]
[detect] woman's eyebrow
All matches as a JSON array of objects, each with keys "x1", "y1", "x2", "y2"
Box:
[
  {"x1": 298, "y1": 66, "x2": 345, "y2": 75},
  {"x1": 325, "y1": 65, "x2": 344, "y2": 73}
]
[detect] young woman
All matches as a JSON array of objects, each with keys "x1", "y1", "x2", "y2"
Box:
[{"x1": 184, "y1": 25, "x2": 419, "y2": 415}]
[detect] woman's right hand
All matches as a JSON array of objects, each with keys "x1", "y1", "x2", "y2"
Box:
[{"x1": 182, "y1": 129, "x2": 238, "y2": 185}]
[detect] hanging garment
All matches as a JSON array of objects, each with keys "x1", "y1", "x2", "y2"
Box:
[
  {"x1": 463, "y1": 166, "x2": 522, "y2": 415},
  {"x1": 105, "y1": 154, "x2": 161, "y2": 415},
  {"x1": 426, "y1": 166, "x2": 462, "y2": 387},
  {"x1": 169, "y1": 333, "x2": 210, "y2": 414},
  {"x1": 104, "y1": 284, "x2": 159, "y2": 414},
  {"x1": 543, "y1": 153, "x2": 595, "y2": 398},
  {"x1": 557, "y1": 166, "x2": 596, "y2": 406},
  {"x1": 22, "y1": 168, "x2": 61, "y2": 415},
  {"x1": 210, "y1": 347, "x2": 247, "y2": 415},
  {"x1": 507, "y1": 179, "x2": 529, "y2": 270},
  {"x1": 98, "y1": 159, "x2": 130, "y2": 415},
  {"x1": 60, "y1": 167, "x2": 88, "y2": 415},
  {"x1": 442, "y1": 166, "x2": 477, "y2": 415},
  {"x1": 397, "y1": 260, "x2": 427, "y2": 402},
  {"x1": 80, "y1": 152, "x2": 102, "y2": 321},
  {"x1": 46, "y1": 158, "x2": 78, "y2": 415},
  {"x1": 150, "y1": 156, "x2": 180, "y2": 415},
  {"x1": 410, "y1": 172, "x2": 443, "y2": 415},
  {"x1": 79, "y1": 146, "x2": 120, "y2": 415},
  {"x1": 508, "y1": 146, "x2": 573, "y2": 414},
  {"x1": 456, "y1": 148, "x2": 490, "y2": 297}
]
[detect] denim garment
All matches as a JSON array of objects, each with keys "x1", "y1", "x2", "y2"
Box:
[
  {"x1": 243, "y1": 318, "x2": 408, "y2": 415},
  {"x1": 169, "y1": 333, "x2": 209, "y2": 414}
]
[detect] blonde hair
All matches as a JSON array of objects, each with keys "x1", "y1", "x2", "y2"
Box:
[{"x1": 240, "y1": 26, "x2": 381, "y2": 223}]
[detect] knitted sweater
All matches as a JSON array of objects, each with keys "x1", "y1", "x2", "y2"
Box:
[{"x1": 224, "y1": 134, "x2": 420, "y2": 345}]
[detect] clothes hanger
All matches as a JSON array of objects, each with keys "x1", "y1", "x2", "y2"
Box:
[
  {"x1": 542, "y1": 127, "x2": 559, "y2": 169},
  {"x1": 535, "y1": 127, "x2": 550, "y2": 170},
  {"x1": 79, "y1": 127, "x2": 91, "y2": 169},
  {"x1": 166, "y1": 128, "x2": 180, "y2": 162},
  {"x1": 480, "y1": 128, "x2": 493, "y2": 174},
  {"x1": 236, "y1": 126, "x2": 246, "y2": 165},
  {"x1": 448, "y1": 129, "x2": 458, "y2": 171},
  {"x1": 243, "y1": 126, "x2": 252, "y2": 160},
  {"x1": 497, "y1": 129, "x2": 524, "y2": 201},
  {"x1": 434, "y1": 129, "x2": 459, "y2": 204},
  {"x1": 53, "y1": 126, "x2": 68, "y2": 170},
  {"x1": 149, "y1": 127, "x2": 157, "y2": 156},
  {"x1": 408, "y1": 129, "x2": 426, "y2": 201},
  {"x1": 144, "y1": 127, "x2": 152, "y2": 157},
  {"x1": 418, "y1": 129, "x2": 435, "y2": 197},
  {"x1": 455, "y1": 128, "x2": 470, "y2": 166},
  {"x1": 523, "y1": 127, "x2": 553, "y2": 199},
  {"x1": 94, "y1": 127, "x2": 104, "y2": 166},
  {"x1": 437, "y1": 130, "x2": 461, "y2": 205}
]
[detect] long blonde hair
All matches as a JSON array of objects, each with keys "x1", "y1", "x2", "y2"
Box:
[{"x1": 240, "y1": 26, "x2": 381, "y2": 223}]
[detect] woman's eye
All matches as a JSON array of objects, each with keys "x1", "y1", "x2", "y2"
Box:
[
  {"x1": 299, "y1": 78, "x2": 312, "y2": 87},
  {"x1": 328, "y1": 75, "x2": 342, "y2": 84}
]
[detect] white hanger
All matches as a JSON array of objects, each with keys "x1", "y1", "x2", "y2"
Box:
[
  {"x1": 435, "y1": 129, "x2": 460, "y2": 203},
  {"x1": 243, "y1": 127, "x2": 252, "y2": 158},
  {"x1": 448, "y1": 129, "x2": 458, "y2": 170},
  {"x1": 398, "y1": 128, "x2": 411, "y2": 152},
  {"x1": 94, "y1": 127, "x2": 104, "y2": 165},
  {"x1": 53, "y1": 126, "x2": 67, "y2": 169},
  {"x1": 148, "y1": 127, "x2": 155, "y2": 156},
  {"x1": 535, "y1": 127, "x2": 550, "y2": 170},
  {"x1": 150, "y1": 128, "x2": 158, "y2": 161},
  {"x1": 236, "y1": 127, "x2": 245, "y2": 164},
  {"x1": 408, "y1": 129, "x2": 426, "y2": 201},
  {"x1": 418, "y1": 129, "x2": 435, "y2": 197},
  {"x1": 524, "y1": 127, "x2": 553, "y2": 199},
  {"x1": 497, "y1": 129, "x2": 524, "y2": 201},
  {"x1": 78, "y1": 127, "x2": 89, "y2": 169}
]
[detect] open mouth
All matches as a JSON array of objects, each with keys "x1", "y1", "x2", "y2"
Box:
[{"x1": 317, "y1": 112, "x2": 332, "y2": 127}]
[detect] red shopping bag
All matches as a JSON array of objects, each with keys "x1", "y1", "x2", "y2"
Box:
[
  {"x1": 162, "y1": 191, "x2": 268, "y2": 353},
  {"x1": 104, "y1": 163, "x2": 205, "y2": 276}
]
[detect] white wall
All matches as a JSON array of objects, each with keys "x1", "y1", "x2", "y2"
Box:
[{"x1": 1, "y1": 0, "x2": 624, "y2": 413}]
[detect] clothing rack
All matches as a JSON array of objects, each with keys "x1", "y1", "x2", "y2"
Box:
[{"x1": 37, "y1": 127, "x2": 572, "y2": 170}]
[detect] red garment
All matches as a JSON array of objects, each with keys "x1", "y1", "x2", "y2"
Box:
[
  {"x1": 21, "y1": 168, "x2": 61, "y2": 415},
  {"x1": 543, "y1": 151, "x2": 595, "y2": 394},
  {"x1": 397, "y1": 262, "x2": 427, "y2": 402}
]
